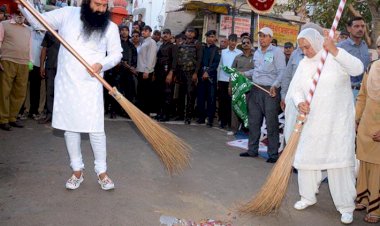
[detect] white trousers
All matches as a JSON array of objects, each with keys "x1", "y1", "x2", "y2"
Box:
[
  {"x1": 64, "y1": 131, "x2": 107, "y2": 175},
  {"x1": 298, "y1": 167, "x2": 356, "y2": 214}
]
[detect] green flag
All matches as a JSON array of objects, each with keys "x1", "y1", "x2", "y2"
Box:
[{"x1": 222, "y1": 66, "x2": 252, "y2": 127}]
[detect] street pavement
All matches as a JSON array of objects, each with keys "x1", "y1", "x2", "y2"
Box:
[{"x1": 0, "y1": 118, "x2": 369, "y2": 226}]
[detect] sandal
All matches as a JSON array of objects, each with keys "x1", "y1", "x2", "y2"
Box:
[
  {"x1": 364, "y1": 214, "x2": 380, "y2": 224},
  {"x1": 355, "y1": 203, "x2": 366, "y2": 211}
]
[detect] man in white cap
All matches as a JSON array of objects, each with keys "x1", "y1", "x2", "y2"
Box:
[{"x1": 239, "y1": 27, "x2": 286, "y2": 163}]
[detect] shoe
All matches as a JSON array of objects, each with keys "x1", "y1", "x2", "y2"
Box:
[
  {"x1": 158, "y1": 116, "x2": 169, "y2": 122},
  {"x1": 364, "y1": 213, "x2": 380, "y2": 223},
  {"x1": 109, "y1": 112, "x2": 116, "y2": 119},
  {"x1": 9, "y1": 120, "x2": 24, "y2": 128},
  {"x1": 0, "y1": 123, "x2": 12, "y2": 131},
  {"x1": 294, "y1": 200, "x2": 313, "y2": 210},
  {"x1": 33, "y1": 113, "x2": 45, "y2": 120},
  {"x1": 206, "y1": 123, "x2": 212, "y2": 128},
  {"x1": 38, "y1": 115, "x2": 52, "y2": 124},
  {"x1": 266, "y1": 158, "x2": 278, "y2": 163},
  {"x1": 173, "y1": 116, "x2": 184, "y2": 121},
  {"x1": 196, "y1": 119, "x2": 205, "y2": 124},
  {"x1": 227, "y1": 131, "x2": 235, "y2": 136},
  {"x1": 239, "y1": 152, "x2": 258, "y2": 158},
  {"x1": 65, "y1": 173, "x2": 84, "y2": 190},
  {"x1": 20, "y1": 111, "x2": 29, "y2": 120},
  {"x1": 98, "y1": 175, "x2": 115, "y2": 190},
  {"x1": 184, "y1": 119, "x2": 191, "y2": 125},
  {"x1": 341, "y1": 212, "x2": 353, "y2": 224}
]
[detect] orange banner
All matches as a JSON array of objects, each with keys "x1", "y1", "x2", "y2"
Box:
[{"x1": 255, "y1": 17, "x2": 301, "y2": 47}]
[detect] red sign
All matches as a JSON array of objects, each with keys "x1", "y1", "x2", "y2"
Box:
[{"x1": 247, "y1": 0, "x2": 276, "y2": 14}]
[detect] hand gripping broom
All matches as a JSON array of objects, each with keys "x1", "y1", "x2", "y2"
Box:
[
  {"x1": 19, "y1": 0, "x2": 191, "y2": 175},
  {"x1": 238, "y1": 0, "x2": 347, "y2": 215}
]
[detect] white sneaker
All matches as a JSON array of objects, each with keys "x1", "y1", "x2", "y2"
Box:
[
  {"x1": 98, "y1": 175, "x2": 115, "y2": 190},
  {"x1": 227, "y1": 131, "x2": 235, "y2": 136},
  {"x1": 294, "y1": 200, "x2": 313, "y2": 210},
  {"x1": 65, "y1": 173, "x2": 84, "y2": 190},
  {"x1": 341, "y1": 213, "x2": 353, "y2": 224}
]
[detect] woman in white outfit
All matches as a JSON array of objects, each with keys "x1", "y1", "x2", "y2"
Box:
[{"x1": 286, "y1": 28, "x2": 364, "y2": 224}]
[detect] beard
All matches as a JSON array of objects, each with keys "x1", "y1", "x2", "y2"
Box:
[{"x1": 80, "y1": 2, "x2": 110, "y2": 40}]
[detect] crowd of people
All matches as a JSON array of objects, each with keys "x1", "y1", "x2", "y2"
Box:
[{"x1": 0, "y1": 0, "x2": 379, "y2": 224}]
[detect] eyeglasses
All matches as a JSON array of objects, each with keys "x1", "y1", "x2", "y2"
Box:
[
  {"x1": 284, "y1": 46, "x2": 293, "y2": 49},
  {"x1": 132, "y1": 35, "x2": 139, "y2": 38},
  {"x1": 242, "y1": 42, "x2": 250, "y2": 45}
]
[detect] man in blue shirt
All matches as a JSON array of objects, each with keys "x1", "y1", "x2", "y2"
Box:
[
  {"x1": 337, "y1": 16, "x2": 369, "y2": 100},
  {"x1": 239, "y1": 27, "x2": 286, "y2": 163}
]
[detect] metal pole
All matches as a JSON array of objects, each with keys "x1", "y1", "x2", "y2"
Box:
[
  {"x1": 250, "y1": 10, "x2": 256, "y2": 43},
  {"x1": 231, "y1": 0, "x2": 236, "y2": 34}
]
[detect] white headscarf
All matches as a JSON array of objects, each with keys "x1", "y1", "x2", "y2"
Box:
[{"x1": 297, "y1": 28, "x2": 324, "y2": 56}]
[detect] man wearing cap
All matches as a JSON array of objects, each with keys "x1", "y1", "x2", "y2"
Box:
[
  {"x1": 172, "y1": 26, "x2": 202, "y2": 124},
  {"x1": 0, "y1": 9, "x2": 31, "y2": 131},
  {"x1": 136, "y1": 25, "x2": 157, "y2": 115},
  {"x1": 337, "y1": 16, "x2": 369, "y2": 101},
  {"x1": 196, "y1": 30, "x2": 220, "y2": 127},
  {"x1": 239, "y1": 27, "x2": 286, "y2": 163},
  {"x1": 283, "y1": 42, "x2": 294, "y2": 65},
  {"x1": 155, "y1": 28, "x2": 174, "y2": 121}
]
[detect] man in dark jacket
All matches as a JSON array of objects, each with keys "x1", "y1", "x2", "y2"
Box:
[
  {"x1": 155, "y1": 28, "x2": 174, "y2": 121},
  {"x1": 196, "y1": 30, "x2": 220, "y2": 127}
]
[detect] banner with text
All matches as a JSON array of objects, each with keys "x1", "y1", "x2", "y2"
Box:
[
  {"x1": 219, "y1": 15, "x2": 251, "y2": 37},
  {"x1": 255, "y1": 17, "x2": 301, "y2": 47}
]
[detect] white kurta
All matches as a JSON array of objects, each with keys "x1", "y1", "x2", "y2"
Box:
[
  {"x1": 22, "y1": 6, "x2": 122, "y2": 132},
  {"x1": 286, "y1": 48, "x2": 363, "y2": 170}
]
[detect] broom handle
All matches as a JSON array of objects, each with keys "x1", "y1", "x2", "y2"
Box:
[
  {"x1": 18, "y1": 0, "x2": 115, "y2": 95},
  {"x1": 305, "y1": 0, "x2": 346, "y2": 105},
  {"x1": 252, "y1": 82, "x2": 271, "y2": 96}
]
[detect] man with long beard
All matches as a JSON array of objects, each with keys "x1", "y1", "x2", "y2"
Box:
[{"x1": 17, "y1": 0, "x2": 122, "y2": 190}]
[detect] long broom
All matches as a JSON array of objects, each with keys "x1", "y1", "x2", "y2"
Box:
[
  {"x1": 238, "y1": 0, "x2": 347, "y2": 215},
  {"x1": 19, "y1": 0, "x2": 191, "y2": 175}
]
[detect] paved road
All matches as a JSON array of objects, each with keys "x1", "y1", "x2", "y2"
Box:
[{"x1": 0, "y1": 119, "x2": 368, "y2": 226}]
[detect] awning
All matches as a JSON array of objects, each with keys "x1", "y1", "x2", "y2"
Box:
[{"x1": 181, "y1": 0, "x2": 231, "y2": 14}]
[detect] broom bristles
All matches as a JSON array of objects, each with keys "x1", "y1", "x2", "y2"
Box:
[
  {"x1": 238, "y1": 114, "x2": 306, "y2": 215},
  {"x1": 111, "y1": 88, "x2": 191, "y2": 175}
]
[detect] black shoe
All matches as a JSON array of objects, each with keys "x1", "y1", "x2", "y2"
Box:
[
  {"x1": 109, "y1": 112, "x2": 116, "y2": 119},
  {"x1": 196, "y1": 119, "x2": 205, "y2": 124},
  {"x1": 184, "y1": 119, "x2": 191, "y2": 125},
  {"x1": 174, "y1": 116, "x2": 184, "y2": 121},
  {"x1": 266, "y1": 158, "x2": 278, "y2": 163},
  {"x1": 206, "y1": 123, "x2": 212, "y2": 128},
  {"x1": 239, "y1": 152, "x2": 258, "y2": 158},
  {"x1": 0, "y1": 123, "x2": 12, "y2": 131},
  {"x1": 9, "y1": 120, "x2": 24, "y2": 128},
  {"x1": 158, "y1": 116, "x2": 169, "y2": 122}
]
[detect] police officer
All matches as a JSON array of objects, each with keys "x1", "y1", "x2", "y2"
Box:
[
  {"x1": 172, "y1": 27, "x2": 202, "y2": 124},
  {"x1": 196, "y1": 30, "x2": 220, "y2": 127},
  {"x1": 155, "y1": 28, "x2": 174, "y2": 121}
]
